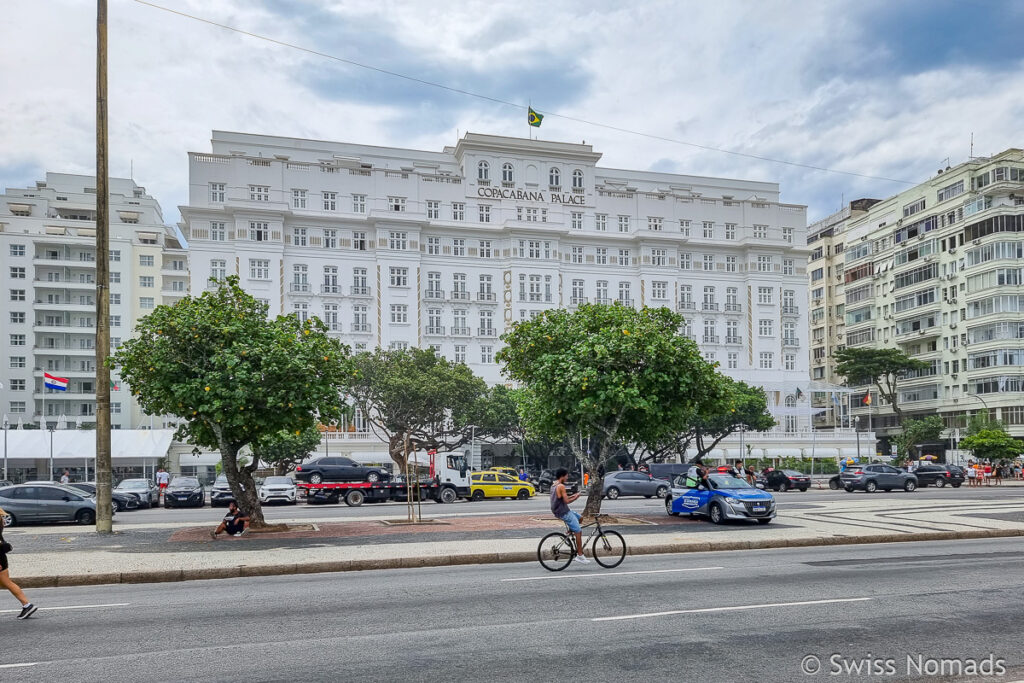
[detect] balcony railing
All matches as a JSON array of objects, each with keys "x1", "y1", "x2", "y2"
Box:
[
  {"x1": 424, "y1": 290, "x2": 445, "y2": 300},
  {"x1": 350, "y1": 286, "x2": 371, "y2": 297},
  {"x1": 617, "y1": 298, "x2": 633, "y2": 307},
  {"x1": 569, "y1": 296, "x2": 588, "y2": 306},
  {"x1": 351, "y1": 323, "x2": 371, "y2": 333},
  {"x1": 725, "y1": 335, "x2": 742, "y2": 345},
  {"x1": 478, "y1": 327, "x2": 497, "y2": 338},
  {"x1": 702, "y1": 335, "x2": 720, "y2": 344},
  {"x1": 425, "y1": 326, "x2": 445, "y2": 336},
  {"x1": 782, "y1": 337, "x2": 800, "y2": 347},
  {"x1": 450, "y1": 290, "x2": 470, "y2": 301},
  {"x1": 450, "y1": 326, "x2": 470, "y2": 336},
  {"x1": 289, "y1": 282, "x2": 311, "y2": 293},
  {"x1": 477, "y1": 291, "x2": 496, "y2": 302},
  {"x1": 724, "y1": 303, "x2": 742, "y2": 313},
  {"x1": 321, "y1": 284, "x2": 342, "y2": 295},
  {"x1": 702, "y1": 302, "x2": 719, "y2": 311},
  {"x1": 594, "y1": 297, "x2": 611, "y2": 305},
  {"x1": 782, "y1": 305, "x2": 800, "y2": 315},
  {"x1": 677, "y1": 301, "x2": 695, "y2": 311}
]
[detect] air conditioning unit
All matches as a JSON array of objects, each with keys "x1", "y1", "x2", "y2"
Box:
[
  {"x1": 948, "y1": 247, "x2": 957, "y2": 254},
  {"x1": 973, "y1": 238, "x2": 981, "y2": 245},
  {"x1": 918, "y1": 330, "x2": 925, "y2": 335},
  {"x1": 917, "y1": 234, "x2": 925, "y2": 241},
  {"x1": 950, "y1": 322, "x2": 957, "y2": 329},
  {"x1": 884, "y1": 314, "x2": 893, "y2": 320},
  {"x1": 952, "y1": 373, "x2": 958, "y2": 379}
]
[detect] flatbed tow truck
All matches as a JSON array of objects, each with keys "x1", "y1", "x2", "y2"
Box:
[{"x1": 297, "y1": 451, "x2": 471, "y2": 506}]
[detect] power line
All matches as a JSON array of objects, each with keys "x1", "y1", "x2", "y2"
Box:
[{"x1": 132, "y1": 0, "x2": 915, "y2": 186}]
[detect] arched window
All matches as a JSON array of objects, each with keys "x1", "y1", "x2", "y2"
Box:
[
  {"x1": 477, "y1": 161, "x2": 489, "y2": 182},
  {"x1": 784, "y1": 395, "x2": 797, "y2": 432},
  {"x1": 572, "y1": 169, "x2": 584, "y2": 189},
  {"x1": 502, "y1": 162, "x2": 514, "y2": 183},
  {"x1": 785, "y1": 395, "x2": 797, "y2": 407},
  {"x1": 549, "y1": 167, "x2": 560, "y2": 188}
]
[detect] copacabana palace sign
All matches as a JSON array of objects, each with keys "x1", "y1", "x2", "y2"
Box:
[{"x1": 476, "y1": 186, "x2": 586, "y2": 205}]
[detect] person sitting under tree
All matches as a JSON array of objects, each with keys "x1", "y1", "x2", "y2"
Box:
[{"x1": 211, "y1": 501, "x2": 250, "y2": 538}]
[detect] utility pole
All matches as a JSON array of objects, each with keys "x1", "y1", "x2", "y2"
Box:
[{"x1": 94, "y1": 0, "x2": 113, "y2": 533}]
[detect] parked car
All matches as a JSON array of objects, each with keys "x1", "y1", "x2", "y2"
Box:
[
  {"x1": 259, "y1": 476, "x2": 298, "y2": 505},
  {"x1": 760, "y1": 469, "x2": 811, "y2": 492},
  {"x1": 163, "y1": 477, "x2": 206, "y2": 508},
  {"x1": 0, "y1": 480, "x2": 13, "y2": 488},
  {"x1": 0, "y1": 483, "x2": 104, "y2": 525},
  {"x1": 210, "y1": 475, "x2": 238, "y2": 507},
  {"x1": 536, "y1": 469, "x2": 581, "y2": 493},
  {"x1": 913, "y1": 464, "x2": 964, "y2": 488},
  {"x1": 469, "y1": 472, "x2": 535, "y2": 500},
  {"x1": 840, "y1": 464, "x2": 918, "y2": 493},
  {"x1": 666, "y1": 473, "x2": 776, "y2": 524},
  {"x1": 114, "y1": 478, "x2": 159, "y2": 508},
  {"x1": 67, "y1": 482, "x2": 140, "y2": 512},
  {"x1": 602, "y1": 471, "x2": 670, "y2": 499},
  {"x1": 294, "y1": 457, "x2": 391, "y2": 484}
]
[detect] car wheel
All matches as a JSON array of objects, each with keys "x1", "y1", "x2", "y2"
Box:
[
  {"x1": 656, "y1": 485, "x2": 668, "y2": 498},
  {"x1": 936, "y1": 478, "x2": 946, "y2": 488},
  {"x1": 112, "y1": 500, "x2": 123, "y2": 512},
  {"x1": 1, "y1": 512, "x2": 13, "y2": 527},
  {"x1": 709, "y1": 502, "x2": 725, "y2": 525},
  {"x1": 606, "y1": 487, "x2": 620, "y2": 500},
  {"x1": 865, "y1": 480, "x2": 877, "y2": 493},
  {"x1": 778, "y1": 482, "x2": 789, "y2": 492},
  {"x1": 471, "y1": 490, "x2": 485, "y2": 501},
  {"x1": 366, "y1": 472, "x2": 381, "y2": 483},
  {"x1": 516, "y1": 489, "x2": 530, "y2": 500},
  {"x1": 665, "y1": 496, "x2": 679, "y2": 516},
  {"x1": 308, "y1": 473, "x2": 324, "y2": 485},
  {"x1": 829, "y1": 479, "x2": 840, "y2": 490},
  {"x1": 844, "y1": 486, "x2": 854, "y2": 492},
  {"x1": 757, "y1": 518, "x2": 772, "y2": 525},
  {"x1": 438, "y1": 487, "x2": 458, "y2": 504},
  {"x1": 798, "y1": 487, "x2": 808, "y2": 492},
  {"x1": 904, "y1": 480, "x2": 917, "y2": 492},
  {"x1": 345, "y1": 490, "x2": 365, "y2": 507},
  {"x1": 76, "y1": 509, "x2": 96, "y2": 525}
]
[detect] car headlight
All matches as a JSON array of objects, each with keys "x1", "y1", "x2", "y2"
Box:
[{"x1": 724, "y1": 497, "x2": 742, "y2": 506}]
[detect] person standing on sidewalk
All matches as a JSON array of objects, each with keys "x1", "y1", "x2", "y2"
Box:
[
  {"x1": 0, "y1": 505, "x2": 37, "y2": 619},
  {"x1": 155, "y1": 468, "x2": 170, "y2": 503},
  {"x1": 550, "y1": 469, "x2": 588, "y2": 564},
  {"x1": 59, "y1": 470, "x2": 70, "y2": 485}
]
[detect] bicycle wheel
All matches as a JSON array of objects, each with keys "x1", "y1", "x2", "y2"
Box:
[
  {"x1": 592, "y1": 530, "x2": 626, "y2": 568},
  {"x1": 538, "y1": 532, "x2": 574, "y2": 572}
]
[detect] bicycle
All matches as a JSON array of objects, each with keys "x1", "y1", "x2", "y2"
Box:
[{"x1": 537, "y1": 514, "x2": 626, "y2": 571}]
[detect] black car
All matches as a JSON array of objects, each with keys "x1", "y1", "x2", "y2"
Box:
[
  {"x1": 913, "y1": 465, "x2": 964, "y2": 488},
  {"x1": 294, "y1": 457, "x2": 390, "y2": 484},
  {"x1": 760, "y1": 469, "x2": 811, "y2": 492},
  {"x1": 210, "y1": 475, "x2": 238, "y2": 507},
  {"x1": 536, "y1": 469, "x2": 581, "y2": 494},
  {"x1": 163, "y1": 477, "x2": 206, "y2": 508},
  {"x1": 67, "y1": 482, "x2": 140, "y2": 512}
]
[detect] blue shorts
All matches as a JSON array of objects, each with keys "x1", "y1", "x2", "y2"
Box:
[{"x1": 559, "y1": 510, "x2": 582, "y2": 533}]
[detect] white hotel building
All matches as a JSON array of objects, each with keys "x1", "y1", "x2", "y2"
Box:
[{"x1": 182, "y1": 131, "x2": 865, "y2": 462}]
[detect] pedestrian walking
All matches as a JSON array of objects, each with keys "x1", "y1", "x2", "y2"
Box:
[
  {"x1": 59, "y1": 470, "x2": 70, "y2": 485},
  {"x1": 966, "y1": 461, "x2": 977, "y2": 487},
  {"x1": 0, "y1": 505, "x2": 37, "y2": 619},
  {"x1": 156, "y1": 467, "x2": 170, "y2": 502}
]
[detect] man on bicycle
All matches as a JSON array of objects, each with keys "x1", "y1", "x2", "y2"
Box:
[{"x1": 550, "y1": 468, "x2": 589, "y2": 564}]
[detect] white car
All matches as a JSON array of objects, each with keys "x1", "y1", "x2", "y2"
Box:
[{"x1": 258, "y1": 476, "x2": 298, "y2": 505}]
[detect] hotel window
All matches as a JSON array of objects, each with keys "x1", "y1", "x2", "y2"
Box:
[
  {"x1": 10, "y1": 379, "x2": 25, "y2": 391},
  {"x1": 618, "y1": 282, "x2": 631, "y2": 303},
  {"x1": 293, "y1": 227, "x2": 308, "y2": 247},
  {"x1": 390, "y1": 304, "x2": 408, "y2": 324},
  {"x1": 10, "y1": 312, "x2": 25, "y2": 324},
  {"x1": 293, "y1": 303, "x2": 309, "y2": 322},
  {"x1": 323, "y1": 229, "x2": 337, "y2": 249},
  {"x1": 502, "y1": 163, "x2": 514, "y2": 183},
  {"x1": 757, "y1": 255, "x2": 773, "y2": 272},
  {"x1": 389, "y1": 231, "x2": 408, "y2": 250},
  {"x1": 703, "y1": 254, "x2": 715, "y2": 271},
  {"x1": 481, "y1": 345, "x2": 494, "y2": 364},
  {"x1": 248, "y1": 222, "x2": 268, "y2": 241},
  {"x1": 293, "y1": 264, "x2": 308, "y2": 287},
  {"x1": 782, "y1": 227, "x2": 793, "y2": 243},
  {"x1": 549, "y1": 167, "x2": 560, "y2": 188},
  {"x1": 453, "y1": 239, "x2": 466, "y2": 256},
  {"x1": 210, "y1": 222, "x2": 226, "y2": 241},
  {"x1": 9, "y1": 334, "x2": 25, "y2": 346},
  {"x1": 249, "y1": 185, "x2": 269, "y2": 201},
  {"x1": 110, "y1": 272, "x2": 120, "y2": 283},
  {"x1": 139, "y1": 254, "x2": 154, "y2": 267},
  {"x1": 249, "y1": 259, "x2": 270, "y2": 280},
  {"x1": 679, "y1": 220, "x2": 691, "y2": 236},
  {"x1": 648, "y1": 217, "x2": 663, "y2": 231},
  {"x1": 753, "y1": 224, "x2": 768, "y2": 239},
  {"x1": 454, "y1": 345, "x2": 467, "y2": 363},
  {"x1": 725, "y1": 255, "x2": 737, "y2": 272},
  {"x1": 388, "y1": 196, "x2": 406, "y2": 212},
  {"x1": 618, "y1": 249, "x2": 631, "y2": 268},
  {"x1": 784, "y1": 353, "x2": 796, "y2": 371},
  {"x1": 209, "y1": 182, "x2": 225, "y2": 202},
  {"x1": 352, "y1": 194, "x2": 366, "y2": 213},
  {"x1": 480, "y1": 310, "x2": 495, "y2": 332},
  {"x1": 323, "y1": 266, "x2": 339, "y2": 291},
  {"x1": 323, "y1": 304, "x2": 339, "y2": 330},
  {"x1": 453, "y1": 273, "x2": 467, "y2": 293},
  {"x1": 652, "y1": 281, "x2": 667, "y2": 300},
  {"x1": 596, "y1": 248, "x2": 608, "y2": 265},
  {"x1": 427, "y1": 237, "x2": 440, "y2": 255},
  {"x1": 757, "y1": 287, "x2": 773, "y2": 305},
  {"x1": 759, "y1": 319, "x2": 774, "y2": 336},
  {"x1": 10, "y1": 244, "x2": 25, "y2": 256},
  {"x1": 477, "y1": 160, "x2": 489, "y2": 181},
  {"x1": 9, "y1": 289, "x2": 25, "y2": 301},
  {"x1": 9, "y1": 266, "x2": 25, "y2": 279},
  {"x1": 9, "y1": 356, "x2": 26, "y2": 369},
  {"x1": 571, "y1": 247, "x2": 584, "y2": 264},
  {"x1": 725, "y1": 223, "x2": 736, "y2": 240},
  {"x1": 596, "y1": 281, "x2": 608, "y2": 302},
  {"x1": 680, "y1": 252, "x2": 692, "y2": 270},
  {"x1": 352, "y1": 231, "x2": 367, "y2": 251},
  {"x1": 595, "y1": 214, "x2": 607, "y2": 231},
  {"x1": 353, "y1": 268, "x2": 368, "y2": 292},
  {"x1": 783, "y1": 259, "x2": 794, "y2": 275},
  {"x1": 571, "y1": 212, "x2": 583, "y2": 230},
  {"x1": 139, "y1": 276, "x2": 154, "y2": 288},
  {"x1": 479, "y1": 274, "x2": 493, "y2": 295},
  {"x1": 479, "y1": 204, "x2": 491, "y2": 223},
  {"x1": 702, "y1": 221, "x2": 714, "y2": 239},
  {"x1": 759, "y1": 352, "x2": 774, "y2": 369},
  {"x1": 479, "y1": 240, "x2": 492, "y2": 258},
  {"x1": 292, "y1": 189, "x2": 307, "y2": 209},
  {"x1": 140, "y1": 297, "x2": 155, "y2": 310},
  {"x1": 323, "y1": 192, "x2": 337, "y2": 211},
  {"x1": 617, "y1": 215, "x2": 630, "y2": 233},
  {"x1": 389, "y1": 267, "x2": 408, "y2": 287},
  {"x1": 426, "y1": 200, "x2": 439, "y2": 219},
  {"x1": 728, "y1": 352, "x2": 738, "y2": 370},
  {"x1": 651, "y1": 248, "x2": 667, "y2": 266},
  {"x1": 452, "y1": 202, "x2": 465, "y2": 221}
]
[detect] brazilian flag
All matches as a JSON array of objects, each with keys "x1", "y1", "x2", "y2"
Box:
[{"x1": 527, "y1": 107, "x2": 543, "y2": 127}]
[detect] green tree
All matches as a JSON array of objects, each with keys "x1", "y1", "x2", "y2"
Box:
[
  {"x1": 498, "y1": 304, "x2": 725, "y2": 516},
  {"x1": 688, "y1": 378, "x2": 776, "y2": 460},
  {"x1": 346, "y1": 348, "x2": 488, "y2": 471},
  {"x1": 833, "y1": 348, "x2": 928, "y2": 425},
  {"x1": 465, "y1": 384, "x2": 525, "y2": 444},
  {"x1": 960, "y1": 429, "x2": 1024, "y2": 463},
  {"x1": 892, "y1": 415, "x2": 945, "y2": 462},
  {"x1": 109, "y1": 277, "x2": 351, "y2": 527},
  {"x1": 253, "y1": 423, "x2": 324, "y2": 476}
]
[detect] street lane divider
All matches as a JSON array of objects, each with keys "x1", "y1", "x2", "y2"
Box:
[
  {"x1": 0, "y1": 602, "x2": 129, "y2": 614},
  {"x1": 593, "y1": 596, "x2": 872, "y2": 622},
  {"x1": 503, "y1": 567, "x2": 722, "y2": 581}
]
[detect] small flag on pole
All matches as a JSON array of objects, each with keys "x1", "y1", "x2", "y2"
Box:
[
  {"x1": 527, "y1": 107, "x2": 543, "y2": 127},
  {"x1": 795, "y1": 387, "x2": 804, "y2": 400},
  {"x1": 862, "y1": 392, "x2": 872, "y2": 406},
  {"x1": 44, "y1": 372, "x2": 69, "y2": 391}
]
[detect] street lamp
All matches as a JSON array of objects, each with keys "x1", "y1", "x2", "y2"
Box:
[
  {"x1": 2, "y1": 414, "x2": 8, "y2": 482},
  {"x1": 854, "y1": 416, "x2": 862, "y2": 462},
  {"x1": 966, "y1": 392, "x2": 990, "y2": 413},
  {"x1": 48, "y1": 423, "x2": 55, "y2": 482}
]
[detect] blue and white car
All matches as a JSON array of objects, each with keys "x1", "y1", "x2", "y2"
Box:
[{"x1": 665, "y1": 473, "x2": 776, "y2": 524}]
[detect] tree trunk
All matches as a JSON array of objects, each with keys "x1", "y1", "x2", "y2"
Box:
[
  {"x1": 219, "y1": 440, "x2": 266, "y2": 528},
  {"x1": 388, "y1": 433, "x2": 407, "y2": 472}
]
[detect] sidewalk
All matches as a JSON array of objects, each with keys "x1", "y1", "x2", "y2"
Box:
[{"x1": 9, "y1": 494, "x2": 1024, "y2": 587}]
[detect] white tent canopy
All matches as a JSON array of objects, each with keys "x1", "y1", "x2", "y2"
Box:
[{"x1": 1, "y1": 429, "x2": 174, "y2": 461}]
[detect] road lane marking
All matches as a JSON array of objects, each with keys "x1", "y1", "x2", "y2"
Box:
[
  {"x1": 0, "y1": 602, "x2": 129, "y2": 615},
  {"x1": 593, "y1": 596, "x2": 872, "y2": 622},
  {"x1": 0, "y1": 663, "x2": 38, "y2": 669},
  {"x1": 503, "y1": 567, "x2": 722, "y2": 582}
]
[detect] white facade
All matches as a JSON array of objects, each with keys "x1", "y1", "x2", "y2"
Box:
[
  {"x1": 181, "y1": 131, "x2": 810, "y2": 425},
  {"x1": 0, "y1": 173, "x2": 187, "y2": 429}
]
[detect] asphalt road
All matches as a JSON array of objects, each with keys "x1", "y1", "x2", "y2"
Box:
[{"x1": 4, "y1": 537, "x2": 1024, "y2": 682}]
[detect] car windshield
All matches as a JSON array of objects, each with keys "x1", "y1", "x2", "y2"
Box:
[
  {"x1": 170, "y1": 478, "x2": 199, "y2": 487},
  {"x1": 264, "y1": 477, "x2": 292, "y2": 485},
  {"x1": 215, "y1": 476, "x2": 228, "y2": 485},
  {"x1": 782, "y1": 470, "x2": 803, "y2": 476},
  {"x1": 116, "y1": 480, "x2": 148, "y2": 489},
  {"x1": 710, "y1": 475, "x2": 753, "y2": 489}
]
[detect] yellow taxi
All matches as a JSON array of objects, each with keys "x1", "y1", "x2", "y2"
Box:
[
  {"x1": 485, "y1": 466, "x2": 523, "y2": 478},
  {"x1": 470, "y1": 471, "x2": 535, "y2": 500}
]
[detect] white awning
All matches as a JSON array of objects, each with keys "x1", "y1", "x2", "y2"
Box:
[
  {"x1": 806, "y1": 447, "x2": 839, "y2": 458},
  {"x1": 2, "y1": 429, "x2": 174, "y2": 461},
  {"x1": 764, "y1": 448, "x2": 803, "y2": 458}
]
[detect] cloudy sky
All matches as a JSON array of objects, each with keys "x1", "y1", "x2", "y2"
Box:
[{"x1": 2, "y1": 0, "x2": 1022, "y2": 226}]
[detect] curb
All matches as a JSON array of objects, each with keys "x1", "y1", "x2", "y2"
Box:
[{"x1": 18, "y1": 528, "x2": 1024, "y2": 588}]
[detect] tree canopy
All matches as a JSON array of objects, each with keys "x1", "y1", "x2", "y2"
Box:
[
  {"x1": 833, "y1": 347, "x2": 928, "y2": 425},
  {"x1": 687, "y1": 378, "x2": 776, "y2": 461},
  {"x1": 346, "y1": 348, "x2": 488, "y2": 470},
  {"x1": 498, "y1": 303, "x2": 726, "y2": 516},
  {"x1": 960, "y1": 429, "x2": 1024, "y2": 463},
  {"x1": 892, "y1": 415, "x2": 945, "y2": 462},
  {"x1": 109, "y1": 277, "x2": 351, "y2": 526}
]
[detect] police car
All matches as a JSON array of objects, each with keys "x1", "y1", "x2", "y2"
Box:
[{"x1": 665, "y1": 473, "x2": 776, "y2": 524}]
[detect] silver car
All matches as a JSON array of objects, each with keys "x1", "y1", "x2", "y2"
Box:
[
  {"x1": 602, "y1": 471, "x2": 671, "y2": 500},
  {"x1": 840, "y1": 464, "x2": 918, "y2": 493},
  {"x1": 114, "y1": 478, "x2": 160, "y2": 508},
  {"x1": 259, "y1": 476, "x2": 298, "y2": 505},
  {"x1": 0, "y1": 484, "x2": 102, "y2": 526}
]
